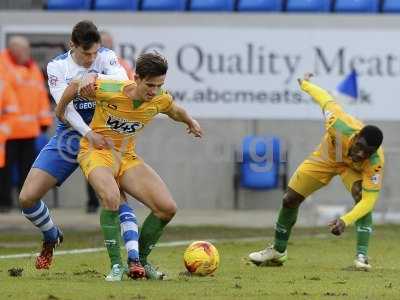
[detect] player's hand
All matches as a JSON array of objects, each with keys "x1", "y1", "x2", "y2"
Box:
[
  {"x1": 55, "y1": 105, "x2": 66, "y2": 123},
  {"x1": 328, "y1": 218, "x2": 346, "y2": 236},
  {"x1": 79, "y1": 73, "x2": 98, "y2": 98},
  {"x1": 186, "y1": 119, "x2": 203, "y2": 138},
  {"x1": 297, "y1": 72, "x2": 314, "y2": 85},
  {"x1": 86, "y1": 130, "x2": 113, "y2": 150}
]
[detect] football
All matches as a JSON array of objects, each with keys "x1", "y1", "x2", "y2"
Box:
[{"x1": 183, "y1": 241, "x2": 220, "y2": 276}]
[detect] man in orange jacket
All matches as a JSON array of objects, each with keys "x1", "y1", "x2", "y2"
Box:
[
  {"x1": 0, "y1": 35, "x2": 52, "y2": 210},
  {"x1": 0, "y1": 64, "x2": 19, "y2": 211}
]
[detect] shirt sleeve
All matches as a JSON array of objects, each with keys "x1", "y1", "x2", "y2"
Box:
[
  {"x1": 97, "y1": 50, "x2": 129, "y2": 81},
  {"x1": 340, "y1": 157, "x2": 383, "y2": 226},
  {"x1": 340, "y1": 191, "x2": 379, "y2": 226},
  {"x1": 33, "y1": 64, "x2": 53, "y2": 127},
  {"x1": 47, "y1": 61, "x2": 68, "y2": 104},
  {"x1": 158, "y1": 92, "x2": 174, "y2": 113},
  {"x1": 300, "y1": 80, "x2": 349, "y2": 132},
  {"x1": 47, "y1": 61, "x2": 92, "y2": 136},
  {"x1": 300, "y1": 80, "x2": 335, "y2": 110}
]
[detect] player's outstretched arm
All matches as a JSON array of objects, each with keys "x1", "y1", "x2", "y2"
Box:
[
  {"x1": 164, "y1": 102, "x2": 203, "y2": 138},
  {"x1": 55, "y1": 81, "x2": 79, "y2": 122},
  {"x1": 328, "y1": 191, "x2": 379, "y2": 236},
  {"x1": 297, "y1": 73, "x2": 335, "y2": 110},
  {"x1": 340, "y1": 191, "x2": 379, "y2": 226}
]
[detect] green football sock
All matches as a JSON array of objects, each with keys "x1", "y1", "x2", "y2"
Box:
[
  {"x1": 274, "y1": 206, "x2": 299, "y2": 253},
  {"x1": 139, "y1": 213, "x2": 169, "y2": 265},
  {"x1": 100, "y1": 209, "x2": 122, "y2": 267},
  {"x1": 356, "y1": 212, "x2": 372, "y2": 256}
]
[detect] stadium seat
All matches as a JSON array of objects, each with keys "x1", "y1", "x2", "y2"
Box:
[
  {"x1": 47, "y1": 0, "x2": 92, "y2": 10},
  {"x1": 334, "y1": 0, "x2": 379, "y2": 13},
  {"x1": 233, "y1": 136, "x2": 288, "y2": 209},
  {"x1": 141, "y1": 0, "x2": 187, "y2": 11},
  {"x1": 190, "y1": 0, "x2": 235, "y2": 11},
  {"x1": 94, "y1": 0, "x2": 138, "y2": 11},
  {"x1": 237, "y1": 0, "x2": 283, "y2": 12},
  {"x1": 382, "y1": 0, "x2": 400, "y2": 13},
  {"x1": 286, "y1": 0, "x2": 331, "y2": 12}
]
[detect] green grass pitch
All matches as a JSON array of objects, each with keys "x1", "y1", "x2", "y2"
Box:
[{"x1": 0, "y1": 226, "x2": 399, "y2": 300}]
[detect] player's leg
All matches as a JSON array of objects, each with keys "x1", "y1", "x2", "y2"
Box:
[
  {"x1": 87, "y1": 167, "x2": 123, "y2": 265},
  {"x1": 19, "y1": 139, "x2": 78, "y2": 269},
  {"x1": 20, "y1": 168, "x2": 59, "y2": 241},
  {"x1": 249, "y1": 158, "x2": 333, "y2": 266},
  {"x1": 79, "y1": 147, "x2": 128, "y2": 281},
  {"x1": 119, "y1": 161, "x2": 176, "y2": 279},
  {"x1": 341, "y1": 169, "x2": 372, "y2": 270},
  {"x1": 118, "y1": 192, "x2": 145, "y2": 279}
]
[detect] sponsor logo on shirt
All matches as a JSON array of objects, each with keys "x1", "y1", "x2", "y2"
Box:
[
  {"x1": 48, "y1": 74, "x2": 58, "y2": 87},
  {"x1": 106, "y1": 115, "x2": 143, "y2": 134},
  {"x1": 73, "y1": 99, "x2": 96, "y2": 110},
  {"x1": 371, "y1": 173, "x2": 380, "y2": 185}
]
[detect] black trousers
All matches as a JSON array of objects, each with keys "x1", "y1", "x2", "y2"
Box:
[
  {"x1": 86, "y1": 182, "x2": 99, "y2": 208},
  {"x1": 0, "y1": 138, "x2": 36, "y2": 208}
]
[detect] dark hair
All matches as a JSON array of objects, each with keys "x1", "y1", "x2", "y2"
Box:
[
  {"x1": 135, "y1": 52, "x2": 168, "y2": 79},
  {"x1": 359, "y1": 125, "x2": 383, "y2": 148},
  {"x1": 71, "y1": 20, "x2": 101, "y2": 50}
]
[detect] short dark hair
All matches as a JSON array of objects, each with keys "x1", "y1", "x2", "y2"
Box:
[
  {"x1": 359, "y1": 125, "x2": 383, "y2": 148},
  {"x1": 71, "y1": 20, "x2": 101, "y2": 50},
  {"x1": 135, "y1": 52, "x2": 168, "y2": 79}
]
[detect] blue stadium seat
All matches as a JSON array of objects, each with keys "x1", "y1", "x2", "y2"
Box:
[
  {"x1": 94, "y1": 0, "x2": 138, "y2": 11},
  {"x1": 236, "y1": 135, "x2": 285, "y2": 189},
  {"x1": 141, "y1": 0, "x2": 187, "y2": 11},
  {"x1": 233, "y1": 135, "x2": 288, "y2": 208},
  {"x1": 382, "y1": 0, "x2": 400, "y2": 13},
  {"x1": 237, "y1": 0, "x2": 283, "y2": 12},
  {"x1": 334, "y1": 0, "x2": 379, "y2": 13},
  {"x1": 286, "y1": 0, "x2": 331, "y2": 12},
  {"x1": 47, "y1": 0, "x2": 91, "y2": 10},
  {"x1": 190, "y1": 0, "x2": 234, "y2": 11}
]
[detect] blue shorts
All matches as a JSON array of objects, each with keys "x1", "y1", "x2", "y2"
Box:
[{"x1": 32, "y1": 130, "x2": 81, "y2": 186}]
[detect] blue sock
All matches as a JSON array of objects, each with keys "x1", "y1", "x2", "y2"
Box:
[
  {"x1": 22, "y1": 200, "x2": 58, "y2": 241},
  {"x1": 119, "y1": 203, "x2": 139, "y2": 261}
]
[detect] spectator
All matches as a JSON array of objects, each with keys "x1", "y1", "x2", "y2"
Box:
[
  {"x1": 100, "y1": 31, "x2": 135, "y2": 80},
  {"x1": 0, "y1": 61, "x2": 20, "y2": 212},
  {"x1": 0, "y1": 36, "x2": 52, "y2": 210}
]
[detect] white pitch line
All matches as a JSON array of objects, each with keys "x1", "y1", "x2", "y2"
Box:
[{"x1": 0, "y1": 234, "x2": 328, "y2": 260}]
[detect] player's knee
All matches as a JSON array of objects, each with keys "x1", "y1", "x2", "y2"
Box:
[
  {"x1": 282, "y1": 191, "x2": 302, "y2": 209},
  {"x1": 98, "y1": 189, "x2": 120, "y2": 211},
  {"x1": 351, "y1": 181, "x2": 362, "y2": 203},
  {"x1": 154, "y1": 200, "x2": 177, "y2": 221},
  {"x1": 19, "y1": 187, "x2": 38, "y2": 209}
]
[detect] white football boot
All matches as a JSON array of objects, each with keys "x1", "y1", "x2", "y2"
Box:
[
  {"x1": 248, "y1": 245, "x2": 288, "y2": 266},
  {"x1": 354, "y1": 254, "x2": 371, "y2": 271},
  {"x1": 105, "y1": 264, "x2": 124, "y2": 281}
]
